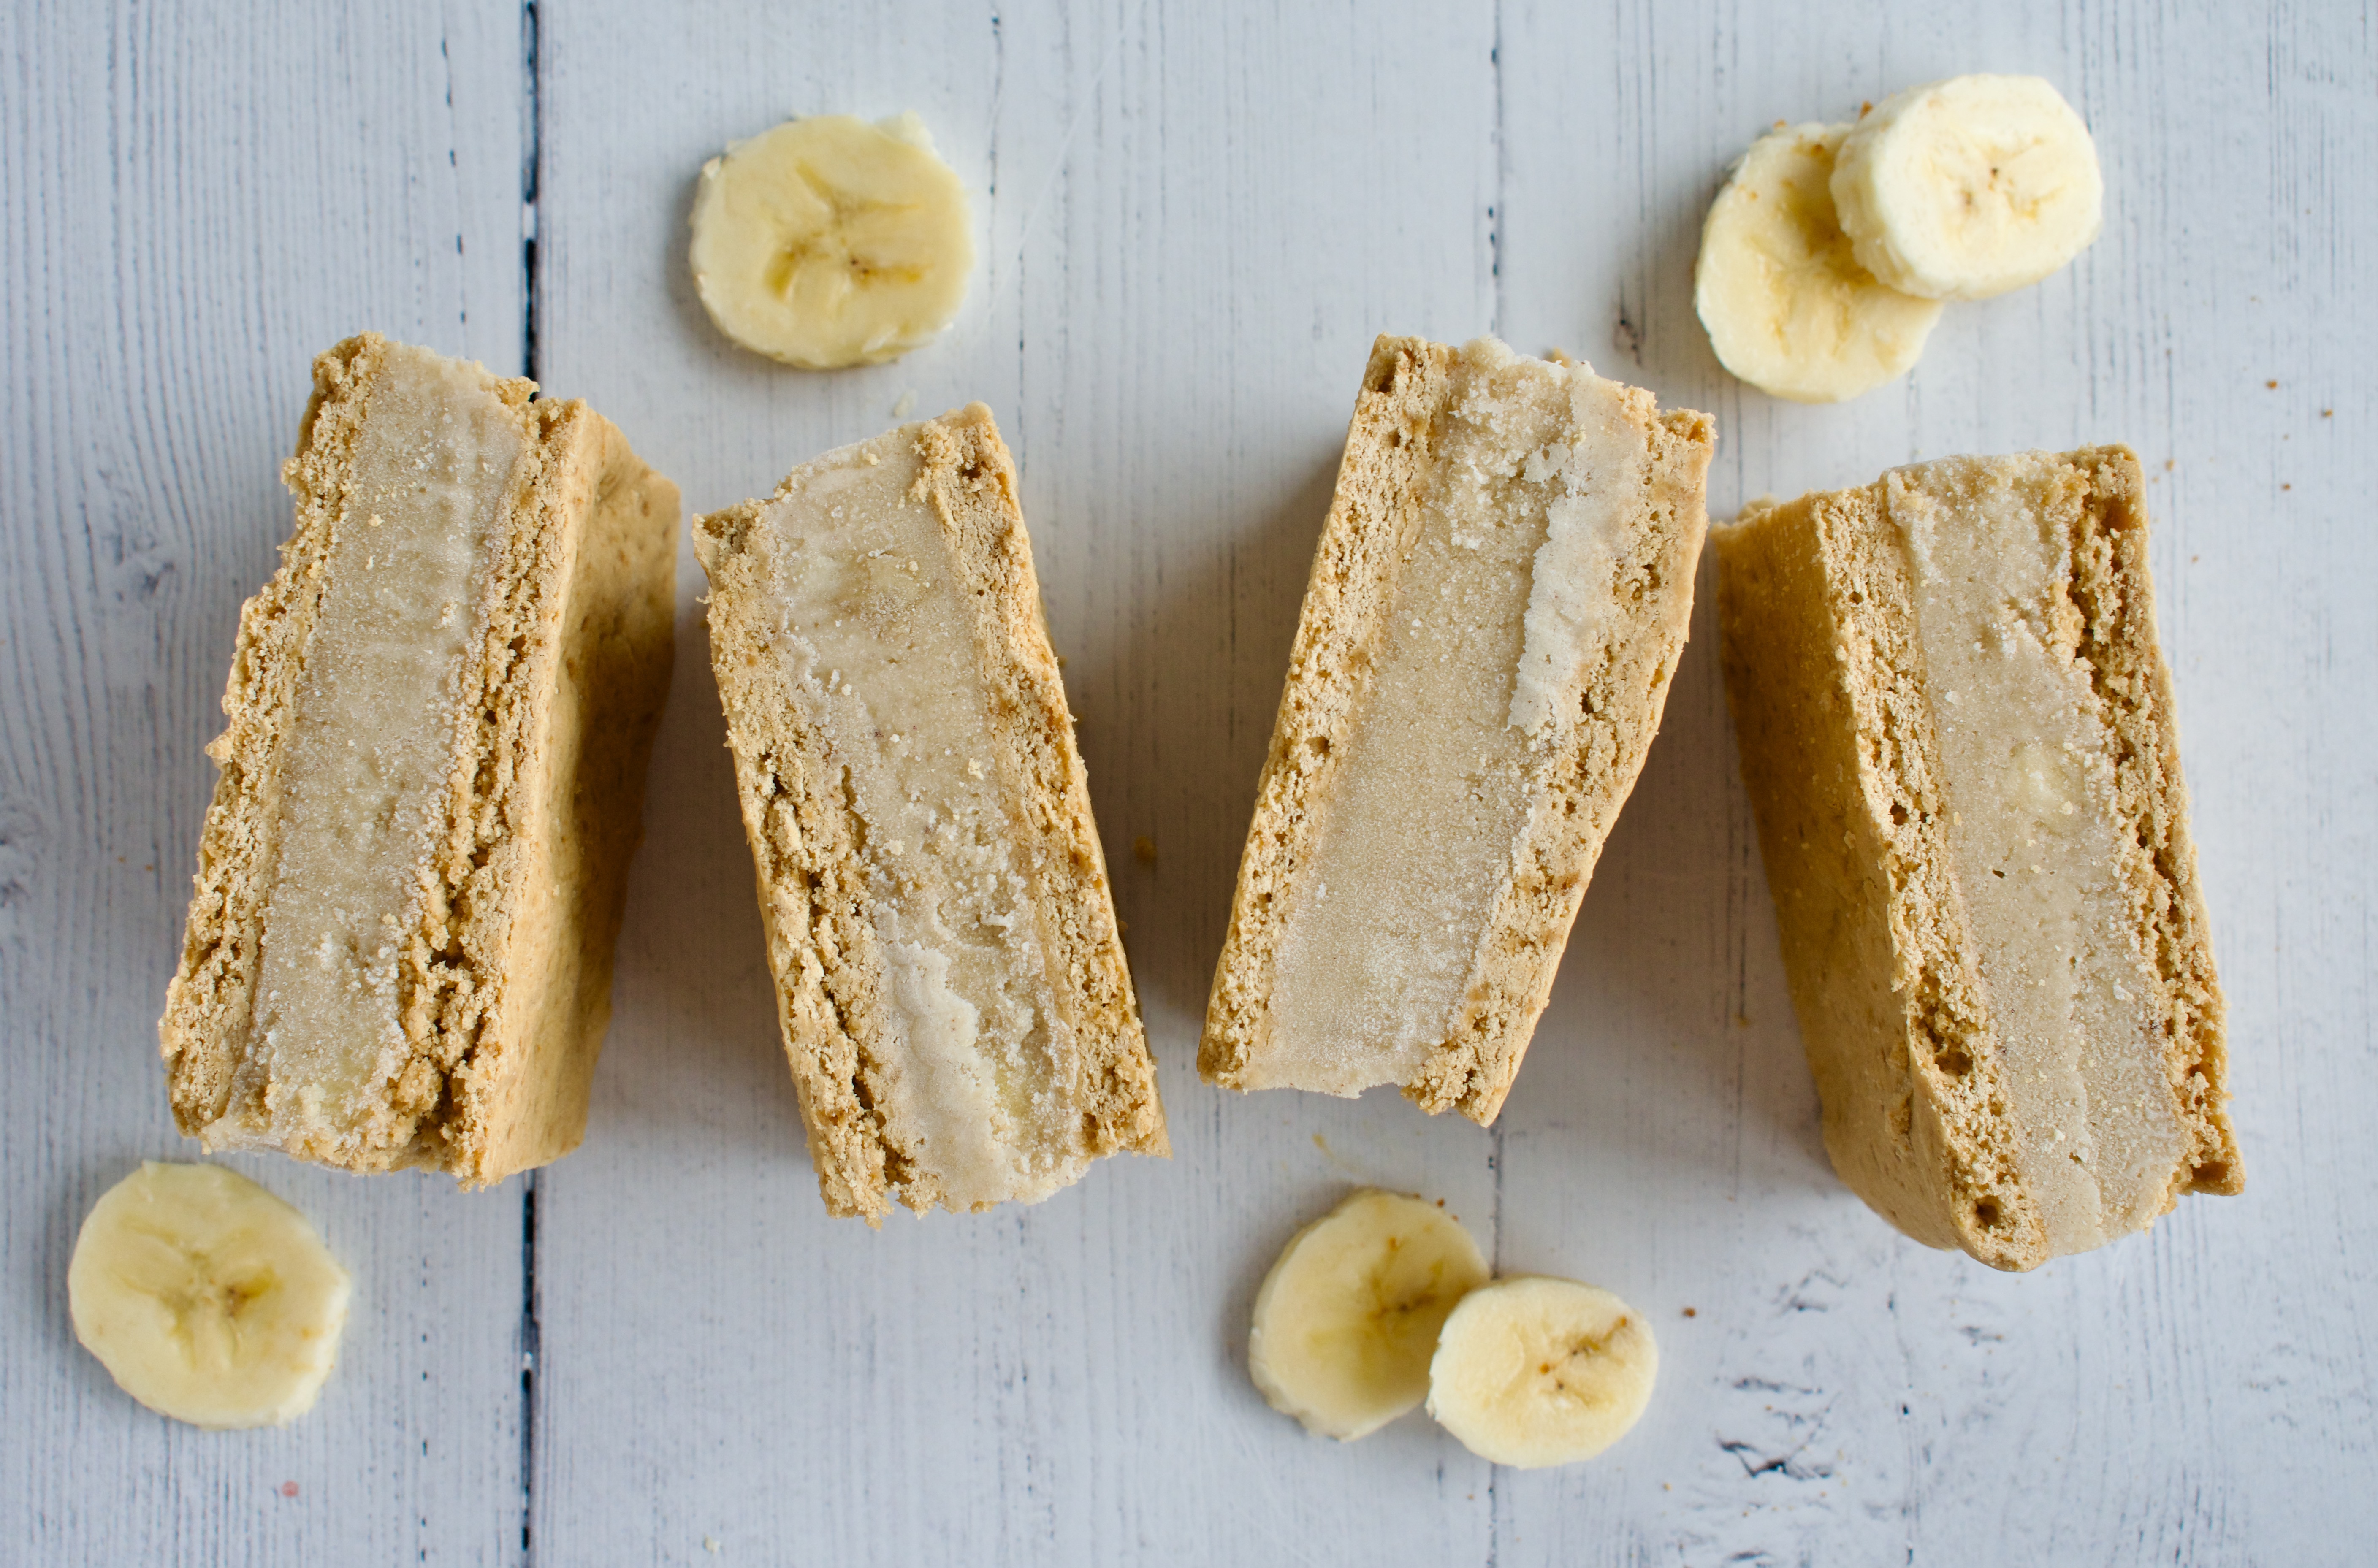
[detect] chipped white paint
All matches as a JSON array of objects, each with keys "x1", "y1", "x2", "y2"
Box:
[{"x1": 4, "y1": 1, "x2": 2372, "y2": 1563}]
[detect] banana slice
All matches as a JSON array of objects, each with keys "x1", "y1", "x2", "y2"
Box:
[
  {"x1": 690, "y1": 112, "x2": 974, "y2": 369},
  {"x1": 1426, "y1": 1275, "x2": 1657, "y2": 1468},
  {"x1": 1832, "y1": 76, "x2": 2103, "y2": 301},
  {"x1": 1247, "y1": 1189, "x2": 1489, "y2": 1440},
  {"x1": 1694, "y1": 122, "x2": 1944, "y2": 403},
  {"x1": 68, "y1": 1162, "x2": 351, "y2": 1429}
]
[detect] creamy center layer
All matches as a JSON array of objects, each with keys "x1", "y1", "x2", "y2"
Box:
[
  {"x1": 1890, "y1": 455, "x2": 2184, "y2": 1256},
  {"x1": 1255, "y1": 341, "x2": 1650, "y2": 1094},
  {"x1": 240, "y1": 344, "x2": 524, "y2": 1151},
  {"x1": 754, "y1": 438, "x2": 1079, "y2": 1209}
]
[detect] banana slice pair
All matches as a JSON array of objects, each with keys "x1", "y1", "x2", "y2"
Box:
[
  {"x1": 1696, "y1": 75, "x2": 2102, "y2": 402},
  {"x1": 68, "y1": 1162, "x2": 350, "y2": 1429},
  {"x1": 690, "y1": 112, "x2": 974, "y2": 370},
  {"x1": 1247, "y1": 1189, "x2": 1657, "y2": 1467}
]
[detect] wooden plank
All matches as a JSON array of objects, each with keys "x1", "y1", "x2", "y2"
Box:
[
  {"x1": 1489, "y1": 1, "x2": 2378, "y2": 1561},
  {"x1": 0, "y1": 2, "x2": 532, "y2": 1563},
  {"x1": 528, "y1": 0, "x2": 1504, "y2": 1560}
]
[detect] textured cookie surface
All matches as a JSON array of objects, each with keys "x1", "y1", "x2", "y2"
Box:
[
  {"x1": 694, "y1": 404, "x2": 1163, "y2": 1221},
  {"x1": 159, "y1": 333, "x2": 676, "y2": 1183},
  {"x1": 1715, "y1": 446, "x2": 2238, "y2": 1270},
  {"x1": 1201, "y1": 336, "x2": 1714, "y2": 1124}
]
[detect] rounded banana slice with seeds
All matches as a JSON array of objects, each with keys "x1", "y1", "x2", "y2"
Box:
[
  {"x1": 68, "y1": 1162, "x2": 350, "y2": 1429},
  {"x1": 690, "y1": 112, "x2": 974, "y2": 369},
  {"x1": 1426, "y1": 1275, "x2": 1657, "y2": 1468},
  {"x1": 1247, "y1": 1189, "x2": 1489, "y2": 1440},
  {"x1": 1694, "y1": 122, "x2": 1944, "y2": 403},
  {"x1": 1832, "y1": 75, "x2": 2103, "y2": 301}
]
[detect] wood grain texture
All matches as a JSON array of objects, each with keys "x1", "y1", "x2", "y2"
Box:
[
  {"x1": 6, "y1": 0, "x2": 2375, "y2": 1563},
  {"x1": 1, "y1": 3, "x2": 534, "y2": 1562}
]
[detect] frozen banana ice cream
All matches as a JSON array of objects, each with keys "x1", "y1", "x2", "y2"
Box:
[
  {"x1": 1716, "y1": 447, "x2": 2240, "y2": 1269},
  {"x1": 1201, "y1": 336, "x2": 1713, "y2": 1123},
  {"x1": 694, "y1": 404, "x2": 1165, "y2": 1221},
  {"x1": 160, "y1": 334, "x2": 677, "y2": 1183}
]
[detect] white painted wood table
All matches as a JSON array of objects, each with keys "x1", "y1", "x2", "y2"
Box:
[{"x1": 7, "y1": 2, "x2": 2372, "y2": 1562}]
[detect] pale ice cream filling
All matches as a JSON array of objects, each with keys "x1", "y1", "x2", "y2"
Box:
[
  {"x1": 1255, "y1": 341, "x2": 1650, "y2": 1094},
  {"x1": 753, "y1": 443, "x2": 1082, "y2": 1209},
  {"x1": 233, "y1": 343, "x2": 525, "y2": 1151},
  {"x1": 1890, "y1": 456, "x2": 2184, "y2": 1256}
]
